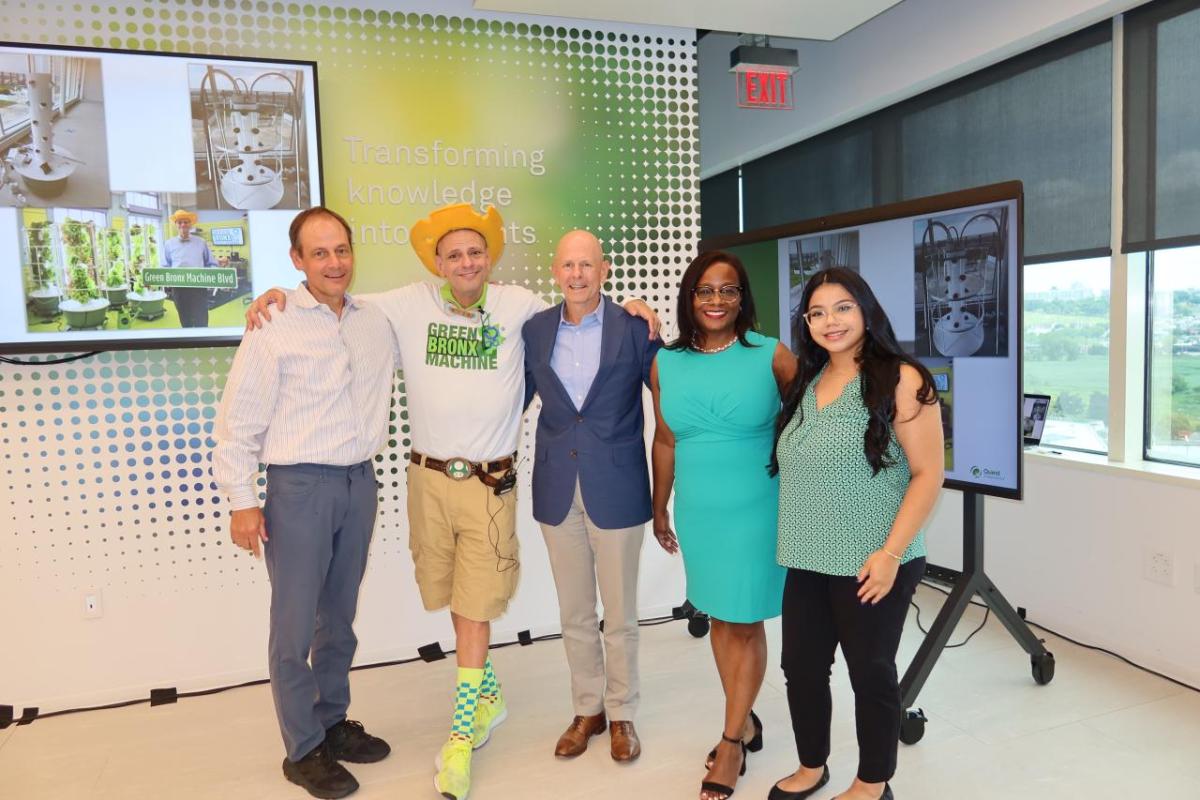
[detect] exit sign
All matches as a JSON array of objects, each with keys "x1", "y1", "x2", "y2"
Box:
[{"x1": 737, "y1": 70, "x2": 792, "y2": 110}]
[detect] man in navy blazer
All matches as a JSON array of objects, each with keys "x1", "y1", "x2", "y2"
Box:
[{"x1": 522, "y1": 230, "x2": 660, "y2": 763}]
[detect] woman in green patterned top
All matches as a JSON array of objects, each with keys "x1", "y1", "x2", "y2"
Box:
[{"x1": 767, "y1": 268, "x2": 944, "y2": 800}]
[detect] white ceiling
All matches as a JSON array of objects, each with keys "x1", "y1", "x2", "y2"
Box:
[{"x1": 471, "y1": 0, "x2": 906, "y2": 41}]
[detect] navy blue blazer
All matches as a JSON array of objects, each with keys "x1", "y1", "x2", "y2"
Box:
[{"x1": 522, "y1": 298, "x2": 660, "y2": 529}]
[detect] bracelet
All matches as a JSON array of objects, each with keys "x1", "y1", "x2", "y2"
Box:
[{"x1": 881, "y1": 547, "x2": 903, "y2": 562}]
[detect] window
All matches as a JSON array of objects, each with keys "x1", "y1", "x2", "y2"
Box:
[
  {"x1": 1146, "y1": 246, "x2": 1200, "y2": 465},
  {"x1": 1023, "y1": 257, "x2": 1111, "y2": 453},
  {"x1": 0, "y1": 69, "x2": 31, "y2": 139},
  {"x1": 125, "y1": 192, "x2": 161, "y2": 214}
]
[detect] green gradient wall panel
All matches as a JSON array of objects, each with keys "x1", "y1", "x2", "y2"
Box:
[{"x1": 0, "y1": 2, "x2": 696, "y2": 601}]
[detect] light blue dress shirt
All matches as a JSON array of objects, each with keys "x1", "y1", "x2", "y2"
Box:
[
  {"x1": 161, "y1": 235, "x2": 218, "y2": 268},
  {"x1": 550, "y1": 296, "x2": 605, "y2": 411}
]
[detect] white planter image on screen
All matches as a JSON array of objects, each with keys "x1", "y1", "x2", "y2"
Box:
[
  {"x1": 913, "y1": 205, "x2": 1009, "y2": 358},
  {"x1": 193, "y1": 64, "x2": 307, "y2": 210},
  {"x1": 10, "y1": 70, "x2": 79, "y2": 198},
  {"x1": 0, "y1": 51, "x2": 109, "y2": 208}
]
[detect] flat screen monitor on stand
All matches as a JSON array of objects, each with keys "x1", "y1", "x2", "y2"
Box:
[{"x1": 703, "y1": 181, "x2": 1056, "y2": 747}]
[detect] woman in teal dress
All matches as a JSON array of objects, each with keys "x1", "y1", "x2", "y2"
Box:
[{"x1": 650, "y1": 250, "x2": 797, "y2": 800}]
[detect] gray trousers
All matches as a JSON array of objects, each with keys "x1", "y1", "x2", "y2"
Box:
[
  {"x1": 263, "y1": 461, "x2": 377, "y2": 761},
  {"x1": 539, "y1": 481, "x2": 645, "y2": 721}
]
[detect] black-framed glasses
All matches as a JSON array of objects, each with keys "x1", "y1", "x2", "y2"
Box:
[
  {"x1": 802, "y1": 301, "x2": 859, "y2": 325},
  {"x1": 693, "y1": 284, "x2": 742, "y2": 302}
]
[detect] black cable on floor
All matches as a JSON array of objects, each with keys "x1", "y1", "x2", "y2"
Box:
[
  {"x1": 3, "y1": 613, "x2": 688, "y2": 727},
  {"x1": 917, "y1": 578, "x2": 1200, "y2": 695},
  {"x1": 909, "y1": 594, "x2": 991, "y2": 649}
]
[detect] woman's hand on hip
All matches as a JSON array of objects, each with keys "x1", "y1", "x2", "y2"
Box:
[{"x1": 856, "y1": 549, "x2": 901, "y2": 605}]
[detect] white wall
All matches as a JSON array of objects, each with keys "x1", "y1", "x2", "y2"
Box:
[
  {"x1": 698, "y1": 0, "x2": 1148, "y2": 177},
  {"x1": 925, "y1": 455, "x2": 1200, "y2": 687},
  {"x1": 0, "y1": 393, "x2": 685, "y2": 715}
]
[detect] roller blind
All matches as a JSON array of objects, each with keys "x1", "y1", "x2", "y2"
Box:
[
  {"x1": 1124, "y1": 0, "x2": 1200, "y2": 252},
  {"x1": 699, "y1": 167, "x2": 740, "y2": 239},
  {"x1": 737, "y1": 23, "x2": 1113, "y2": 263}
]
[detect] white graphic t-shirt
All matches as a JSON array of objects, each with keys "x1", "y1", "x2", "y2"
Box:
[{"x1": 365, "y1": 281, "x2": 547, "y2": 462}]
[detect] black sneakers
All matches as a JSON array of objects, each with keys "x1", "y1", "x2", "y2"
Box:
[
  {"x1": 324, "y1": 719, "x2": 392, "y2": 764},
  {"x1": 282, "y1": 743, "x2": 359, "y2": 799}
]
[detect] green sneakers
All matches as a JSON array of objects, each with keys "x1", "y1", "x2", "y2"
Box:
[
  {"x1": 434, "y1": 739, "x2": 473, "y2": 800},
  {"x1": 471, "y1": 694, "x2": 508, "y2": 750}
]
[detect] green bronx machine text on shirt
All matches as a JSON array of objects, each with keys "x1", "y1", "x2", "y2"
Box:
[{"x1": 425, "y1": 321, "x2": 505, "y2": 370}]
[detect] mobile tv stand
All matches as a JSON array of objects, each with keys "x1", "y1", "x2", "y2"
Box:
[{"x1": 898, "y1": 491, "x2": 1055, "y2": 745}]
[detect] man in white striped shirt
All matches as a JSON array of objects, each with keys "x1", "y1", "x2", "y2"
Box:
[{"x1": 214, "y1": 207, "x2": 400, "y2": 800}]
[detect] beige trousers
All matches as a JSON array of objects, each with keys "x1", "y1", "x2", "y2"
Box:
[{"x1": 539, "y1": 480, "x2": 645, "y2": 721}]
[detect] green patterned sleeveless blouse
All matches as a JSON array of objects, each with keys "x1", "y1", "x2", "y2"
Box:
[{"x1": 776, "y1": 368, "x2": 925, "y2": 576}]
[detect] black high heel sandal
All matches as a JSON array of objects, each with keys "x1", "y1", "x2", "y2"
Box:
[
  {"x1": 745, "y1": 710, "x2": 763, "y2": 752},
  {"x1": 705, "y1": 710, "x2": 762, "y2": 768},
  {"x1": 700, "y1": 734, "x2": 747, "y2": 799}
]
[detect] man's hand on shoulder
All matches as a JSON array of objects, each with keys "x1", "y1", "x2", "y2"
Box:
[
  {"x1": 245, "y1": 288, "x2": 287, "y2": 330},
  {"x1": 622, "y1": 298, "x2": 661, "y2": 340}
]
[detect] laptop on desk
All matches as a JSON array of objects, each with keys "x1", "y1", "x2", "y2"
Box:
[{"x1": 1023, "y1": 393, "x2": 1052, "y2": 448}]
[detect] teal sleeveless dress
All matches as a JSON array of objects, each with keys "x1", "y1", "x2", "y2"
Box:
[{"x1": 656, "y1": 331, "x2": 786, "y2": 623}]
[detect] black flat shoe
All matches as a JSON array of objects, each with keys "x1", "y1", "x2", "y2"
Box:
[
  {"x1": 705, "y1": 710, "x2": 763, "y2": 768},
  {"x1": 766, "y1": 765, "x2": 830, "y2": 800},
  {"x1": 700, "y1": 734, "x2": 746, "y2": 800}
]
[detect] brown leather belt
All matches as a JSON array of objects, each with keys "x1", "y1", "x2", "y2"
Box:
[{"x1": 410, "y1": 451, "x2": 515, "y2": 488}]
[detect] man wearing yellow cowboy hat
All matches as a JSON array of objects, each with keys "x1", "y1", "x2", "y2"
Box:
[
  {"x1": 161, "y1": 208, "x2": 225, "y2": 328},
  {"x1": 246, "y1": 202, "x2": 659, "y2": 800}
]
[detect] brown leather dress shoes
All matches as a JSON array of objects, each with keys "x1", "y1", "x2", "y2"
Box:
[
  {"x1": 554, "y1": 712, "x2": 607, "y2": 758},
  {"x1": 609, "y1": 720, "x2": 641, "y2": 763}
]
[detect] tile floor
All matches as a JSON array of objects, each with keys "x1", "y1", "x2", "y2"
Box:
[{"x1": 2, "y1": 585, "x2": 1198, "y2": 799}]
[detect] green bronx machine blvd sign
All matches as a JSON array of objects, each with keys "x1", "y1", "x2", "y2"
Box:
[{"x1": 141, "y1": 268, "x2": 238, "y2": 289}]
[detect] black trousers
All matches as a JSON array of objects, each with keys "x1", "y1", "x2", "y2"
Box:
[
  {"x1": 780, "y1": 558, "x2": 924, "y2": 783},
  {"x1": 170, "y1": 287, "x2": 210, "y2": 328}
]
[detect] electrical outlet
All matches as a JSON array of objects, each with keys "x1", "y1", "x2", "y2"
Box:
[
  {"x1": 1143, "y1": 550, "x2": 1174, "y2": 587},
  {"x1": 83, "y1": 589, "x2": 103, "y2": 619}
]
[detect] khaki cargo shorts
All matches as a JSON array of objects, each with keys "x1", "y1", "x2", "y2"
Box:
[{"x1": 406, "y1": 462, "x2": 520, "y2": 621}]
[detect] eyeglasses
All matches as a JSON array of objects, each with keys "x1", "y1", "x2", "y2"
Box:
[
  {"x1": 802, "y1": 301, "x2": 859, "y2": 325},
  {"x1": 693, "y1": 284, "x2": 742, "y2": 302}
]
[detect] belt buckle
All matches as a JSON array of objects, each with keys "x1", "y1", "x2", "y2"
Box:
[{"x1": 444, "y1": 457, "x2": 474, "y2": 481}]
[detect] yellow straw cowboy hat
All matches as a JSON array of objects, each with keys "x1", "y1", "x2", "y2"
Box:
[
  {"x1": 410, "y1": 203, "x2": 505, "y2": 276},
  {"x1": 168, "y1": 209, "x2": 198, "y2": 225}
]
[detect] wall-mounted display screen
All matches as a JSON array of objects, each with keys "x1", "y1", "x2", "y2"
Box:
[
  {"x1": 210, "y1": 226, "x2": 245, "y2": 246},
  {"x1": 707, "y1": 182, "x2": 1023, "y2": 499},
  {"x1": 0, "y1": 42, "x2": 322, "y2": 353}
]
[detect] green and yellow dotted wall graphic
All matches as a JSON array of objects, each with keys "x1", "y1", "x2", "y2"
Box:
[{"x1": 0, "y1": 1, "x2": 697, "y2": 595}]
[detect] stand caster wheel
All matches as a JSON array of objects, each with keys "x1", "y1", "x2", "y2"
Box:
[
  {"x1": 899, "y1": 708, "x2": 926, "y2": 745},
  {"x1": 1032, "y1": 652, "x2": 1055, "y2": 685},
  {"x1": 688, "y1": 612, "x2": 710, "y2": 638}
]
